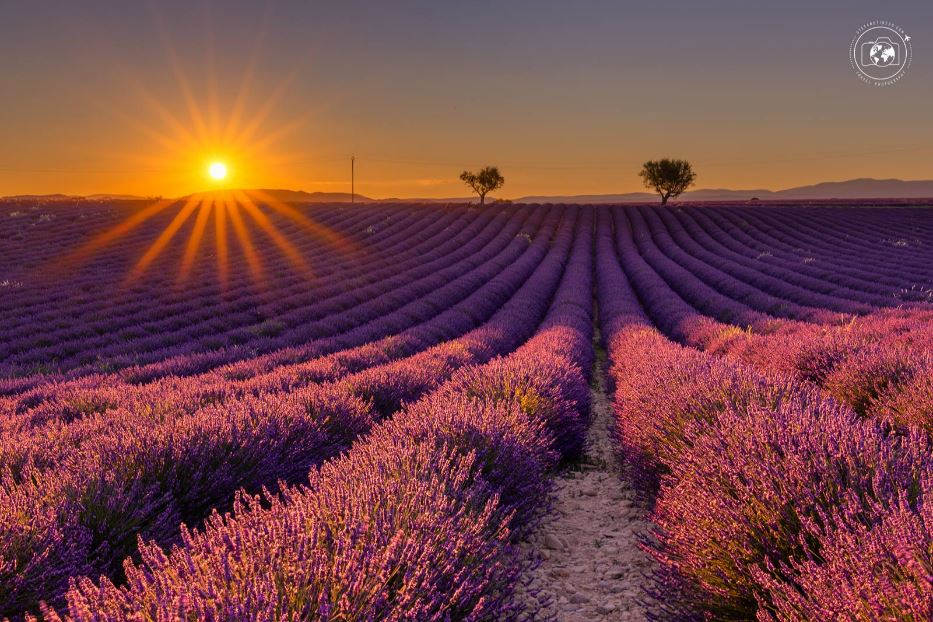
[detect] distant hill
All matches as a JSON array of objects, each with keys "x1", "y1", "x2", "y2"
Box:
[
  {"x1": 184, "y1": 189, "x2": 376, "y2": 203},
  {"x1": 246, "y1": 189, "x2": 374, "y2": 203},
  {"x1": 181, "y1": 189, "x2": 477, "y2": 204},
  {"x1": 2, "y1": 193, "x2": 81, "y2": 201},
  {"x1": 1, "y1": 193, "x2": 153, "y2": 202},
  {"x1": 1, "y1": 190, "x2": 374, "y2": 203},
  {"x1": 375, "y1": 196, "x2": 474, "y2": 204},
  {"x1": 86, "y1": 193, "x2": 153, "y2": 201},
  {"x1": 772, "y1": 178, "x2": 933, "y2": 200},
  {"x1": 7, "y1": 178, "x2": 933, "y2": 204},
  {"x1": 517, "y1": 178, "x2": 933, "y2": 203}
]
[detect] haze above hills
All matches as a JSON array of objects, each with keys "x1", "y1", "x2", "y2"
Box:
[
  {"x1": 6, "y1": 178, "x2": 933, "y2": 204},
  {"x1": 518, "y1": 179, "x2": 933, "y2": 204}
]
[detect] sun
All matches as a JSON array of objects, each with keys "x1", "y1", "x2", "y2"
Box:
[{"x1": 208, "y1": 162, "x2": 228, "y2": 181}]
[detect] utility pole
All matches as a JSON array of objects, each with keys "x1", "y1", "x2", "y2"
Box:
[{"x1": 351, "y1": 155, "x2": 355, "y2": 204}]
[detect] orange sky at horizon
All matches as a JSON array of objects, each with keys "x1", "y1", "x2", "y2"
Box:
[{"x1": 2, "y1": 2, "x2": 931, "y2": 199}]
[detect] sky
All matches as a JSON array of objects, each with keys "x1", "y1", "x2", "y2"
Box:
[{"x1": 1, "y1": 0, "x2": 931, "y2": 199}]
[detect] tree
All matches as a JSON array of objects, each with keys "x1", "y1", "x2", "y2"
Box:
[
  {"x1": 639, "y1": 158, "x2": 696, "y2": 204},
  {"x1": 460, "y1": 166, "x2": 505, "y2": 205}
]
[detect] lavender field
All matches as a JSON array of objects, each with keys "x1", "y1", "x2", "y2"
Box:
[{"x1": 1, "y1": 199, "x2": 932, "y2": 620}]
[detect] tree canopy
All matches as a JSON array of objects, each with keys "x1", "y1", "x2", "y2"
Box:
[
  {"x1": 639, "y1": 159, "x2": 696, "y2": 204},
  {"x1": 460, "y1": 166, "x2": 505, "y2": 205}
]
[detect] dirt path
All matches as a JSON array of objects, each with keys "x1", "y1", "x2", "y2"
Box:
[{"x1": 514, "y1": 328, "x2": 657, "y2": 621}]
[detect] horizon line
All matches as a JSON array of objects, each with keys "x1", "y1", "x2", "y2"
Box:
[{"x1": 5, "y1": 176, "x2": 933, "y2": 202}]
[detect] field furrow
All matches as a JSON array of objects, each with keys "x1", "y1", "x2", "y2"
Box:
[{"x1": 1, "y1": 200, "x2": 931, "y2": 621}]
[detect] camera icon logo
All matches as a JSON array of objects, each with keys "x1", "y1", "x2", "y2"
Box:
[
  {"x1": 850, "y1": 22, "x2": 911, "y2": 85},
  {"x1": 860, "y1": 36, "x2": 899, "y2": 67}
]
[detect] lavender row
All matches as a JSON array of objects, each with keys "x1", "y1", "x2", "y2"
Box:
[
  {"x1": 744, "y1": 204, "x2": 933, "y2": 264},
  {"x1": 671, "y1": 207, "x2": 916, "y2": 308},
  {"x1": 0, "y1": 202, "x2": 376, "y2": 334},
  {"x1": 97, "y1": 206, "x2": 492, "y2": 374},
  {"x1": 0, "y1": 206, "x2": 486, "y2": 393},
  {"x1": 708, "y1": 205, "x2": 930, "y2": 292},
  {"x1": 0, "y1": 203, "x2": 410, "y2": 369},
  {"x1": 0, "y1": 204, "x2": 523, "y2": 394},
  {"x1": 625, "y1": 204, "x2": 933, "y2": 438},
  {"x1": 622, "y1": 207, "x2": 842, "y2": 325},
  {"x1": 686, "y1": 206, "x2": 920, "y2": 299},
  {"x1": 0, "y1": 207, "x2": 578, "y2": 618},
  {"x1": 631, "y1": 205, "x2": 855, "y2": 320},
  {"x1": 615, "y1": 205, "x2": 933, "y2": 434},
  {"x1": 715, "y1": 308, "x2": 933, "y2": 431},
  {"x1": 719, "y1": 206, "x2": 933, "y2": 289},
  {"x1": 596, "y1": 216, "x2": 932, "y2": 620},
  {"x1": 2, "y1": 201, "x2": 425, "y2": 324},
  {"x1": 680, "y1": 205, "x2": 930, "y2": 299},
  {"x1": 608, "y1": 205, "x2": 779, "y2": 346},
  {"x1": 0, "y1": 200, "x2": 359, "y2": 313},
  {"x1": 0, "y1": 205, "x2": 469, "y2": 375},
  {"x1": 72, "y1": 205, "x2": 518, "y2": 384},
  {"x1": 0, "y1": 205, "x2": 543, "y2": 429},
  {"x1": 0, "y1": 206, "x2": 561, "y2": 472},
  {"x1": 644, "y1": 206, "x2": 887, "y2": 313},
  {"x1": 41, "y1": 207, "x2": 595, "y2": 622},
  {"x1": 760, "y1": 205, "x2": 933, "y2": 268}
]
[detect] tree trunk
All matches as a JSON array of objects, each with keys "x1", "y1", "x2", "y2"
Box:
[
  {"x1": 479, "y1": 193, "x2": 486, "y2": 206},
  {"x1": 660, "y1": 193, "x2": 669, "y2": 205}
]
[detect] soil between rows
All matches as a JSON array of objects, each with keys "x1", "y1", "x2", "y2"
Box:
[{"x1": 513, "y1": 321, "x2": 659, "y2": 620}]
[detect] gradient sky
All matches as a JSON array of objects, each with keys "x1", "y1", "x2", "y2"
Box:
[{"x1": 1, "y1": 1, "x2": 931, "y2": 199}]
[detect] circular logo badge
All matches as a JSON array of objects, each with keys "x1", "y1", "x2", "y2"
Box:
[{"x1": 851, "y1": 21, "x2": 912, "y2": 86}]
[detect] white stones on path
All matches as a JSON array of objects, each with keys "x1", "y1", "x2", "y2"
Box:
[{"x1": 513, "y1": 339, "x2": 658, "y2": 620}]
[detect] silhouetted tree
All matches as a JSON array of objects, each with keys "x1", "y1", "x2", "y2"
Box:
[
  {"x1": 639, "y1": 159, "x2": 696, "y2": 204},
  {"x1": 460, "y1": 166, "x2": 505, "y2": 205}
]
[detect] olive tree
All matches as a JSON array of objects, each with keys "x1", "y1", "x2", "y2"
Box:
[
  {"x1": 639, "y1": 159, "x2": 696, "y2": 204},
  {"x1": 460, "y1": 166, "x2": 504, "y2": 205}
]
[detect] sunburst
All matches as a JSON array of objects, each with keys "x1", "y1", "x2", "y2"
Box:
[
  {"x1": 209, "y1": 162, "x2": 228, "y2": 181},
  {"x1": 45, "y1": 8, "x2": 356, "y2": 289}
]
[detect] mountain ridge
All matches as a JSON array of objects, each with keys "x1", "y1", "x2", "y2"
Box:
[
  {"x1": 516, "y1": 178, "x2": 933, "y2": 203},
  {"x1": 5, "y1": 178, "x2": 933, "y2": 204}
]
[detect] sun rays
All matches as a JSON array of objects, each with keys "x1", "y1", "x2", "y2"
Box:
[
  {"x1": 39, "y1": 4, "x2": 357, "y2": 290},
  {"x1": 101, "y1": 190, "x2": 343, "y2": 289},
  {"x1": 74, "y1": 0, "x2": 328, "y2": 200},
  {"x1": 43, "y1": 188, "x2": 350, "y2": 291}
]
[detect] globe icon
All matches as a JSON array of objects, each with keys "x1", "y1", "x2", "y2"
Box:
[
  {"x1": 851, "y1": 24, "x2": 911, "y2": 84},
  {"x1": 868, "y1": 38, "x2": 897, "y2": 66}
]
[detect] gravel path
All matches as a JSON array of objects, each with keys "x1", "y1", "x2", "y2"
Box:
[{"x1": 514, "y1": 328, "x2": 658, "y2": 620}]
